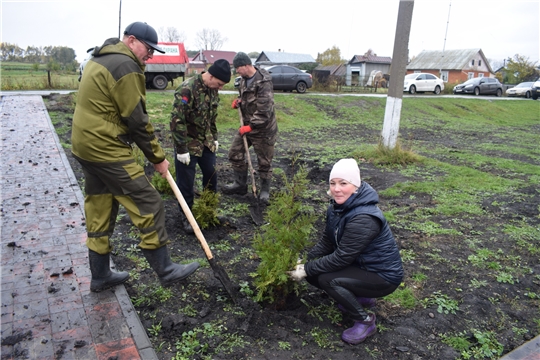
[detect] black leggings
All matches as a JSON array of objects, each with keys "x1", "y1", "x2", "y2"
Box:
[{"x1": 306, "y1": 265, "x2": 398, "y2": 321}]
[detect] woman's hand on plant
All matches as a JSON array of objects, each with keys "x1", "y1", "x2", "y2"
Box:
[{"x1": 287, "y1": 264, "x2": 306, "y2": 282}]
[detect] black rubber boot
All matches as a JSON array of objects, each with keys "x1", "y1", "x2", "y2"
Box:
[
  {"x1": 88, "y1": 250, "x2": 130, "y2": 292},
  {"x1": 180, "y1": 213, "x2": 194, "y2": 234},
  {"x1": 259, "y1": 178, "x2": 271, "y2": 204},
  {"x1": 142, "y1": 246, "x2": 199, "y2": 287},
  {"x1": 223, "y1": 171, "x2": 248, "y2": 195}
]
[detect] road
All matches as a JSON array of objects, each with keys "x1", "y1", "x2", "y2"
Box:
[{"x1": 1, "y1": 89, "x2": 537, "y2": 101}]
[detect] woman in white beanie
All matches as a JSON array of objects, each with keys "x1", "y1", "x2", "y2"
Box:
[{"x1": 288, "y1": 159, "x2": 403, "y2": 344}]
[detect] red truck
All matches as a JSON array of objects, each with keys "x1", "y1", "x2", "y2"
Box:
[
  {"x1": 145, "y1": 42, "x2": 189, "y2": 90},
  {"x1": 79, "y1": 42, "x2": 189, "y2": 90}
]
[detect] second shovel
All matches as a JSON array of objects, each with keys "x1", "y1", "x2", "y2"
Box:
[{"x1": 238, "y1": 108, "x2": 264, "y2": 225}]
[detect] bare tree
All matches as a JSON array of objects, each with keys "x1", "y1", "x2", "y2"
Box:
[
  {"x1": 158, "y1": 26, "x2": 186, "y2": 43},
  {"x1": 194, "y1": 28, "x2": 228, "y2": 50}
]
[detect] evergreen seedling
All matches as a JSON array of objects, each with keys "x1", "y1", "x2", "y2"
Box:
[
  {"x1": 192, "y1": 189, "x2": 220, "y2": 229},
  {"x1": 252, "y1": 165, "x2": 317, "y2": 304}
]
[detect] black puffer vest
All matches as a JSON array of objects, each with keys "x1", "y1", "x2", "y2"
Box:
[{"x1": 325, "y1": 182, "x2": 404, "y2": 285}]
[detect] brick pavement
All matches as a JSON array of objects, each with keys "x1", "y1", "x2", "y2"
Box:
[{"x1": 0, "y1": 95, "x2": 156, "y2": 359}]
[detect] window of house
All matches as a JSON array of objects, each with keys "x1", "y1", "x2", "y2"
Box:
[
  {"x1": 468, "y1": 72, "x2": 475, "y2": 79},
  {"x1": 479, "y1": 60, "x2": 482, "y2": 66},
  {"x1": 471, "y1": 60, "x2": 475, "y2": 66},
  {"x1": 478, "y1": 73, "x2": 484, "y2": 78},
  {"x1": 440, "y1": 71, "x2": 449, "y2": 81}
]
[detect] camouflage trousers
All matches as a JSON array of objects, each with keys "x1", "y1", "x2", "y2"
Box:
[
  {"x1": 75, "y1": 156, "x2": 169, "y2": 254},
  {"x1": 227, "y1": 133, "x2": 276, "y2": 179}
]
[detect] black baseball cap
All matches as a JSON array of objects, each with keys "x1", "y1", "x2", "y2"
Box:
[{"x1": 124, "y1": 22, "x2": 165, "y2": 54}]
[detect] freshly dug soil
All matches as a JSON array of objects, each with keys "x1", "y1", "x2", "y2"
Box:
[{"x1": 45, "y1": 93, "x2": 539, "y2": 360}]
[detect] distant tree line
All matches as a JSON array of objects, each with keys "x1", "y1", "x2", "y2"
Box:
[{"x1": 0, "y1": 42, "x2": 78, "y2": 71}]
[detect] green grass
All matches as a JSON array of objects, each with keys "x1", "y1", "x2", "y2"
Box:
[{"x1": 1, "y1": 61, "x2": 80, "y2": 90}]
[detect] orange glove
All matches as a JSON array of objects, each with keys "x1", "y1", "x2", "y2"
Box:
[
  {"x1": 239, "y1": 125, "x2": 252, "y2": 136},
  {"x1": 231, "y1": 99, "x2": 241, "y2": 109}
]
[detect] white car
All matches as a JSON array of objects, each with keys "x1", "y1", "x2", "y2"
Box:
[
  {"x1": 506, "y1": 82, "x2": 534, "y2": 98},
  {"x1": 78, "y1": 47, "x2": 95, "y2": 82},
  {"x1": 404, "y1": 73, "x2": 445, "y2": 95},
  {"x1": 531, "y1": 79, "x2": 540, "y2": 100}
]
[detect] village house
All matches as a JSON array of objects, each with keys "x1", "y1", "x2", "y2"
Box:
[
  {"x1": 255, "y1": 51, "x2": 316, "y2": 67},
  {"x1": 406, "y1": 48, "x2": 494, "y2": 84},
  {"x1": 187, "y1": 50, "x2": 236, "y2": 75},
  {"x1": 346, "y1": 53, "x2": 392, "y2": 86}
]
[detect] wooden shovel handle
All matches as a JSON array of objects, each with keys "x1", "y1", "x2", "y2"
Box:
[
  {"x1": 238, "y1": 108, "x2": 257, "y2": 196},
  {"x1": 165, "y1": 170, "x2": 213, "y2": 260}
]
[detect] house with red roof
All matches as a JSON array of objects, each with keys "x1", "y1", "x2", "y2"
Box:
[{"x1": 187, "y1": 50, "x2": 236, "y2": 75}]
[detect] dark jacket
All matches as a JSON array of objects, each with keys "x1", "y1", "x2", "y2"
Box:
[
  {"x1": 237, "y1": 66, "x2": 278, "y2": 139},
  {"x1": 170, "y1": 73, "x2": 219, "y2": 157},
  {"x1": 305, "y1": 182, "x2": 403, "y2": 285},
  {"x1": 72, "y1": 38, "x2": 165, "y2": 164}
]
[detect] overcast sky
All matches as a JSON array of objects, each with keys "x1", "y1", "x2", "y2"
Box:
[{"x1": 2, "y1": 0, "x2": 539, "y2": 68}]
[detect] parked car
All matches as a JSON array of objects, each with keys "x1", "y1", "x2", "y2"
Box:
[
  {"x1": 506, "y1": 82, "x2": 534, "y2": 98},
  {"x1": 78, "y1": 47, "x2": 94, "y2": 82},
  {"x1": 234, "y1": 65, "x2": 313, "y2": 93},
  {"x1": 403, "y1": 73, "x2": 445, "y2": 94},
  {"x1": 453, "y1": 77, "x2": 503, "y2": 97},
  {"x1": 531, "y1": 79, "x2": 540, "y2": 100}
]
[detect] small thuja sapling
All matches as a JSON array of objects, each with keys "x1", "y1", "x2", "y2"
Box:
[
  {"x1": 252, "y1": 164, "x2": 317, "y2": 305},
  {"x1": 192, "y1": 189, "x2": 220, "y2": 229}
]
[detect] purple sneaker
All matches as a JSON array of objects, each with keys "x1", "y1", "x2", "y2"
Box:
[
  {"x1": 341, "y1": 314, "x2": 377, "y2": 344},
  {"x1": 337, "y1": 297, "x2": 376, "y2": 312}
]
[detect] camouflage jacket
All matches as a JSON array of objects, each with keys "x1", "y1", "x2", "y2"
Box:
[
  {"x1": 72, "y1": 38, "x2": 165, "y2": 164},
  {"x1": 170, "y1": 74, "x2": 219, "y2": 156},
  {"x1": 237, "y1": 67, "x2": 278, "y2": 138}
]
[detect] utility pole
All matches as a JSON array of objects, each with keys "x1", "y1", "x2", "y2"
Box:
[
  {"x1": 440, "y1": 2, "x2": 452, "y2": 79},
  {"x1": 381, "y1": 0, "x2": 414, "y2": 149},
  {"x1": 118, "y1": 0, "x2": 122, "y2": 38}
]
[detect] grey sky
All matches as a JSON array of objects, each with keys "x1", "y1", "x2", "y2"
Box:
[{"x1": 1, "y1": 0, "x2": 538, "y2": 67}]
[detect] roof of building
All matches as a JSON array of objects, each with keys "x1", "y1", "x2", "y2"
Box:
[
  {"x1": 349, "y1": 54, "x2": 392, "y2": 64},
  {"x1": 192, "y1": 50, "x2": 236, "y2": 65},
  {"x1": 407, "y1": 48, "x2": 493, "y2": 73},
  {"x1": 313, "y1": 64, "x2": 347, "y2": 76},
  {"x1": 256, "y1": 51, "x2": 316, "y2": 64}
]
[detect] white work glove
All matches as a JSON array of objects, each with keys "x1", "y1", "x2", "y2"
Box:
[
  {"x1": 287, "y1": 264, "x2": 307, "y2": 282},
  {"x1": 214, "y1": 140, "x2": 219, "y2": 152},
  {"x1": 176, "y1": 153, "x2": 190, "y2": 165}
]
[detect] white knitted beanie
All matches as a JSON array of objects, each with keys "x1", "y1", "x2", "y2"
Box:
[{"x1": 329, "y1": 159, "x2": 361, "y2": 187}]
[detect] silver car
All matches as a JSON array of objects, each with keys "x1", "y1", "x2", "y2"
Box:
[{"x1": 506, "y1": 82, "x2": 534, "y2": 98}]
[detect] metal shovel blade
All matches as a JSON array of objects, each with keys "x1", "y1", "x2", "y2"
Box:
[
  {"x1": 249, "y1": 203, "x2": 264, "y2": 225},
  {"x1": 208, "y1": 257, "x2": 238, "y2": 304}
]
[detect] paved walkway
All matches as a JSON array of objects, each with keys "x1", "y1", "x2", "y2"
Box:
[{"x1": 0, "y1": 95, "x2": 156, "y2": 359}]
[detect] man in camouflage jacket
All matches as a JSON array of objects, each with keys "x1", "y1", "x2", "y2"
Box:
[
  {"x1": 170, "y1": 59, "x2": 231, "y2": 233},
  {"x1": 224, "y1": 52, "x2": 278, "y2": 204},
  {"x1": 72, "y1": 22, "x2": 199, "y2": 292}
]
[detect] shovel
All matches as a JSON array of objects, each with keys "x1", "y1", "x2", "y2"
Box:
[
  {"x1": 165, "y1": 170, "x2": 238, "y2": 304},
  {"x1": 238, "y1": 108, "x2": 264, "y2": 225}
]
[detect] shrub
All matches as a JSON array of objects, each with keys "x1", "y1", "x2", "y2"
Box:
[
  {"x1": 192, "y1": 189, "x2": 220, "y2": 229},
  {"x1": 252, "y1": 165, "x2": 317, "y2": 304}
]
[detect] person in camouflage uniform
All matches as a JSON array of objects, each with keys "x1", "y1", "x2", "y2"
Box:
[
  {"x1": 170, "y1": 59, "x2": 231, "y2": 233},
  {"x1": 72, "y1": 22, "x2": 199, "y2": 292},
  {"x1": 224, "y1": 52, "x2": 278, "y2": 204}
]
